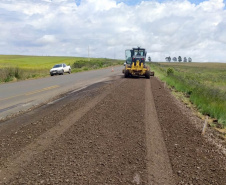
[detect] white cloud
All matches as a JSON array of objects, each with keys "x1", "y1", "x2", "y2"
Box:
[
  {"x1": 0, "y1": 0, "x2": 226, "y2": 62},
  {"x1": 36, "y1": 35, "x2": 58, "y2": 44},
  {"x1": 198, "y1": 0, "x2": 225, "y2": 11}
]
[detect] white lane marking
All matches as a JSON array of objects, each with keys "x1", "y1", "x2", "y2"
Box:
[
  {"x1": 47, "y1": 77, "x2": 110, "y2": 105},
  {"x1": 48, "y1": 86, "x2": 88, "y2": 105},
  {"x1": 22, "y1": 103, "x2": 31, "y2": 107},
  {"x1": 68, "y1": 86, "x2": 87, "y2": 95},
  {"x1": 48, "y1": 97, "x2": 66, "y2": 105}
]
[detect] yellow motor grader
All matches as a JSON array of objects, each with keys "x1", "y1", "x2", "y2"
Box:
[{"x1": 123, "y1": 47, "x2": 154, "y2": 78}]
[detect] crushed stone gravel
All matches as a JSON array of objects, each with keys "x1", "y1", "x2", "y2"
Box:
[{"x1": 0, "y1": 76, "x2": 225, "y2": 185}]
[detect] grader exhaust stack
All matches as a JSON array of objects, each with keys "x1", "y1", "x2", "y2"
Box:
[{"x1": 123, "y1": 47, "x2": 154, "y2": 78}]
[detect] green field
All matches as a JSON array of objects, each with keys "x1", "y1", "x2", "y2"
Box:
[
  {"x1": 0, "y1": 55, "x2": 123, "y2": 83},
  {"x1": 149, "y1": 62, "x2": 226, "y2": 128}
]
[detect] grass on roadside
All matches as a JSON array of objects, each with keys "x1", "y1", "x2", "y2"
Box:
[{"x1": 149, "y1": 62, "x2": 226, "y2": 128}]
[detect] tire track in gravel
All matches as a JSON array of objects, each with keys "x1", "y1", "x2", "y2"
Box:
[
  {"x1": 145, "y1": 80, "x2": 174, "y2": 185},
  {"x1": 3, "y1": 76, "x2": 224, "y2": 185},
  {"x1": 151, "y1": 77, "x2": 226, "y2": 185},
  {"x1": 0, "y1": 80, "x2": 116, "y2": 168},
  {"x1": 0, "y1": 79, "x2": 125, "y2": 184},
  {"x1": 2, "y1": 78, "x2": 149, "y2": 184}
]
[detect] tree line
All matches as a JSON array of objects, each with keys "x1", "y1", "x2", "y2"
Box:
[{"x1": 165, "y1": 56, "x2": 192, "y2": 62}]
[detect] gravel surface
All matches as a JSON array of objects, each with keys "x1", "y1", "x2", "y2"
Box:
[
  {"x1": 151, "y1": 77, "x2": 226, "y2": 185},
  {"x1": 0, "y1": 76, "x2": 225, "y2": 184}
]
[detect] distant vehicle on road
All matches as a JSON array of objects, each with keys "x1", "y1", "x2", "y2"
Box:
[{"x1": 50, "y1": 63, "x2": 71, "y2": 76}]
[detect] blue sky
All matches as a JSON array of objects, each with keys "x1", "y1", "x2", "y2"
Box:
[
  {"x1": 118, "y1": 0, "x2": 211, "y2": 5},
  {"x1": 0, "y1": 0, "x2": 226, "y2": 62},
  {"x1": 75, "y1": 0, "x2": 226, "y2": 6}
]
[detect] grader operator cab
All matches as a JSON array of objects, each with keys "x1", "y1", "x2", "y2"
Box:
[{"x1": 123, "y1": 47, "x2": 154, "y2": 78}]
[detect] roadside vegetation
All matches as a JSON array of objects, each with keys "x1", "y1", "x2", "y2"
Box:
[
  {"x1": 0, "y1": 55, "x2": 123, "y2": 83},
  {"x1": 149, "y1": 62, "x2": 226, "y2": 128}
]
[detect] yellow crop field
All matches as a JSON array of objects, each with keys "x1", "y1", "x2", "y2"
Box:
[{"x1": 0, "y1": 55, "x2": 123, "y2": 83}]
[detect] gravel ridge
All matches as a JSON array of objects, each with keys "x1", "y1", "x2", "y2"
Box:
[{"x1": 151, "y1": 77, "x2": 226, "y2": 185}]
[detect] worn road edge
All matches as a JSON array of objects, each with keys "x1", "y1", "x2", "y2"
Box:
[{"x1": 145, "y1": 79, "x2": 175, "y2": 185}]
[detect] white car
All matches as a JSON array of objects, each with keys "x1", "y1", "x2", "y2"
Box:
[{"x1": 50, "y1": 63, "x2": 71, "y2": 76}]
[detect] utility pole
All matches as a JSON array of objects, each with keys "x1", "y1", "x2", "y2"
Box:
[{"x1": 88, "y1": 45, "x2": 90, "y2": 61}]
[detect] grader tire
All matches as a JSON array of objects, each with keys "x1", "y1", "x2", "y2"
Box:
[
  {"x1": 145, "y1": 71, "x2": 150, "y2": 79},
  {"x1": 125, "y1": 70, "x2": 129, "y2": 78}
]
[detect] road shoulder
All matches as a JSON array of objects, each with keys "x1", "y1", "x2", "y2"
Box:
[{"x1": 145, "y1": 79, "x2": 175, "y2": 185}]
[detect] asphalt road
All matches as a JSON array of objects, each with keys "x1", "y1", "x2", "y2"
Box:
[{"x1": 0, "y1": 66, "x2": 123, "y2": 120}]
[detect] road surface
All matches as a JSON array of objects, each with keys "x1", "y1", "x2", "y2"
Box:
[
  {"x1": 0, "y1": 73, "x2": 225, "y2": 184},
  {"x1": 0, "y1": 66, "x2": 122, "y2": 120}
]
